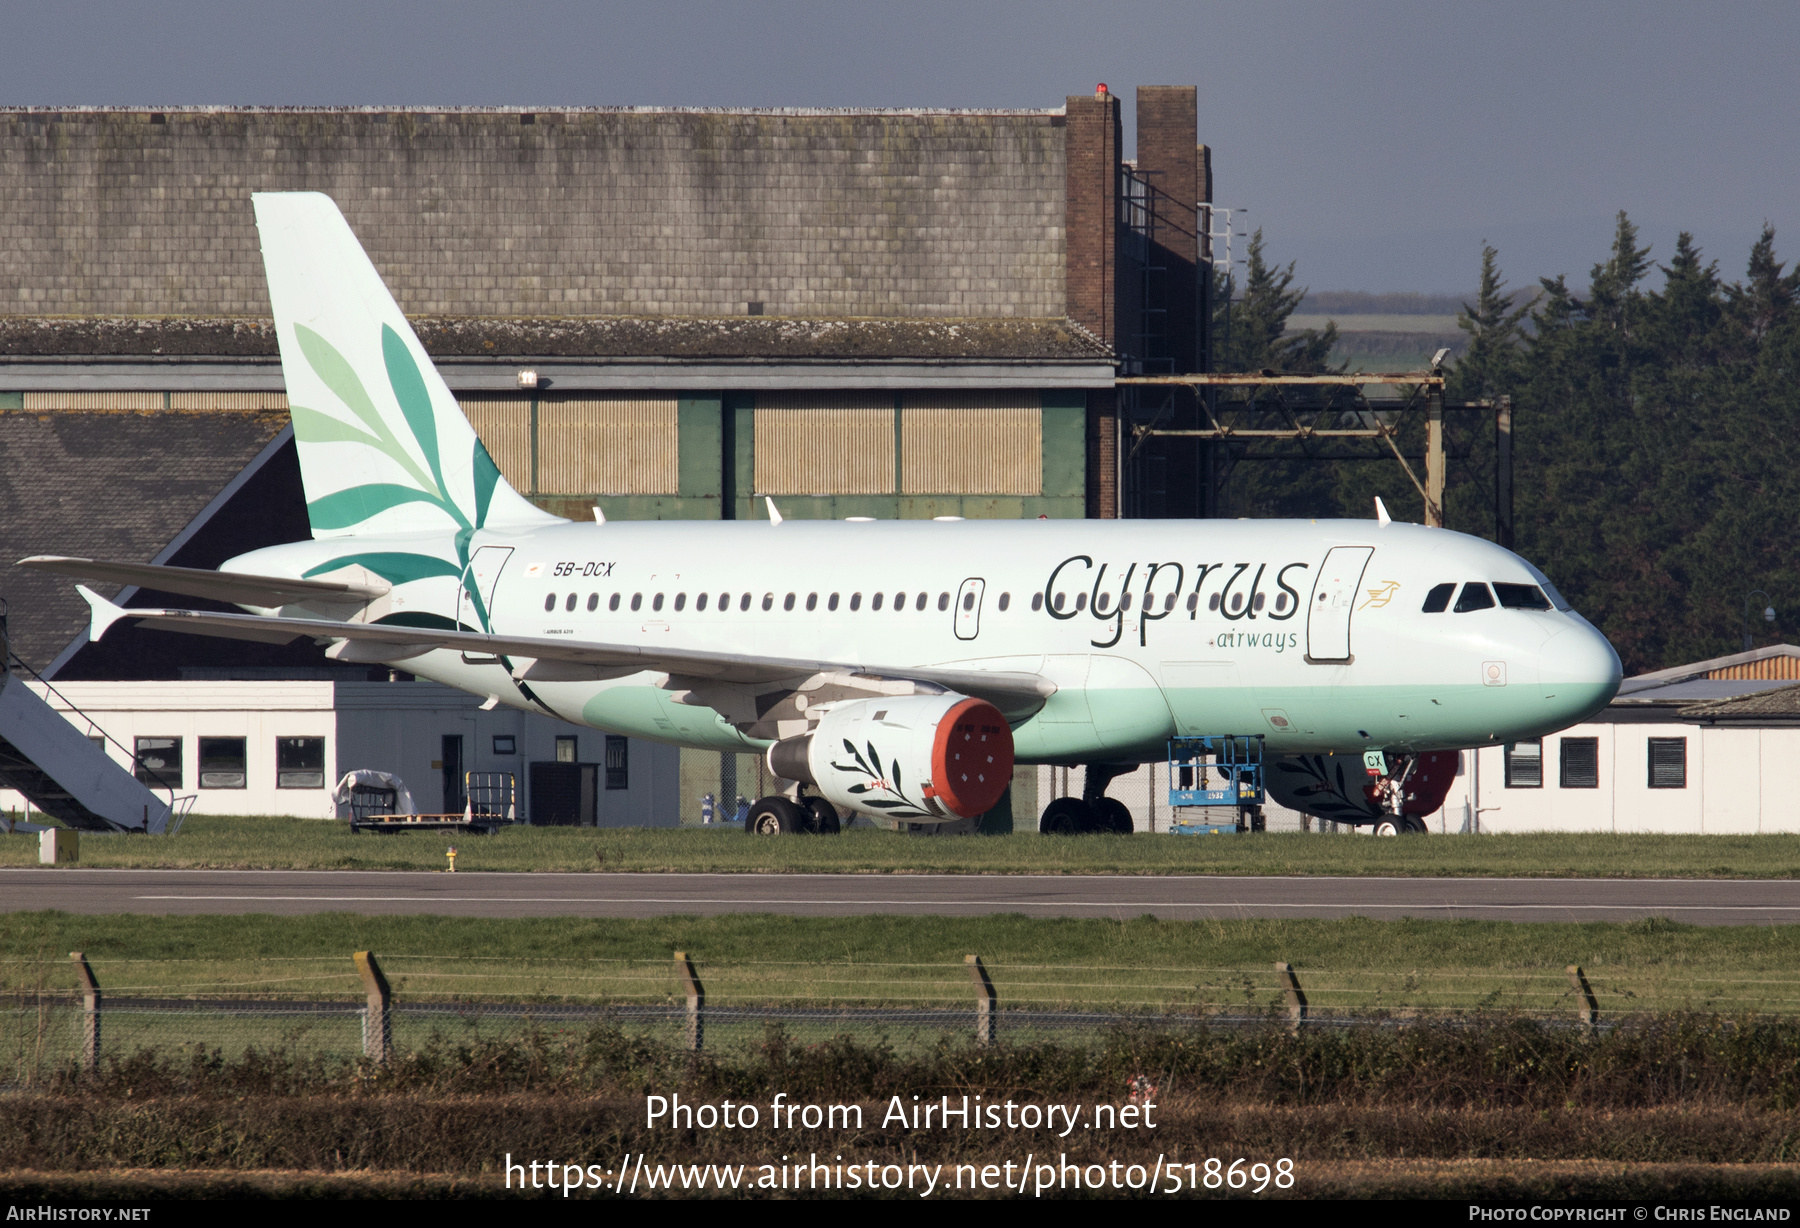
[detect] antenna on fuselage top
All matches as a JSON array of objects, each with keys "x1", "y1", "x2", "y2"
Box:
[{"x1": 1374, "y1": 497, "x2": 1393, "y2": 528}]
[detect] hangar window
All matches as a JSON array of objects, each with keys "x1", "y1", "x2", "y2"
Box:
[
  {"x1": 1494, "y1": 583, "x2": 1552, "y2": 611},
  {"x1": 1453, "y1": 583, "x2": 1496, "y2": 613},
  {"x1": 276, "y1": 737, "x2": 326, "y2": 790},
  {"x1": 544, "y1": 593, "x2": 556, "y2": 612},
  {"x1": 783, "y1": 593, "x2": 795, "y2": 611},
  {"x1": 850, "y1": 593, "x2": 862, "y2": 611},
  {"x1": 805, "y1": 593, "x2": 818, "y2": 611},
  {"x1": 135, "y1": 737, "x2": 182, "y2": 790},
  {"x1": 609, "y1": 593, "x2": 621, "y2": 612},
  {"x1": 605, "y1": 736, "x2": 629, "y2": 790},
  {"x1": 630, "y1": 593, "x2": 643, "y2": 612},
  {"x1": 586, "y1": 593, "x2": 598, "y2": 612},
  {"x1": 1559, "y1": 737, "x2": 1600, "y2": 789},
  {"x1": 493, "y1": 736, "x2": 516, "y2": 755},
  {"x1": 674, "y1": 593, "x2": 686, "y2": 611},
  {"x1": 828, "y1": 593, "x2": 839, "y2": 611},
  {"x1": 1648, "y1": 737, "x2": 1687, "y2": 789},
  {"x1": 198, "y1": 737, "x2": 246, "y2": 790},
  {"x1": 1504, "y1": 739, "x2": 1542, "y2": 788},
  {"x1": 564, "y1": 593, "x2": 577, "y2": 612},
  {"x1": 1421, "y1": 583, "x2": 1455, "y2": 613},
  {"x1": 652, "y1": 593, "x2": 664, "y2": 612}
]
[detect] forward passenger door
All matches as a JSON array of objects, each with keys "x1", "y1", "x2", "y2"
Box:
[{"x1": 1306, "y1": 546, "x2": 1374, "y2": 662}]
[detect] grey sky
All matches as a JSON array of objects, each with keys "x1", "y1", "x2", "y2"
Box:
[{"x1": 8, "y1": 0, "x2": 1797, "y2": 294}]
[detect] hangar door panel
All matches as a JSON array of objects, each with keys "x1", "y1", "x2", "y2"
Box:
[{"x1": 1306, "y1": 546, "x2": 1374, "y2": 663}]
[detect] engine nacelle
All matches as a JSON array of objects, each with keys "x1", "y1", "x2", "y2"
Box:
[
  {"x1": 767, "y1": 693, "x2": 1013, "y2": 824},
  {"x1": 1265, "y1": 749, "x2": 1460, "y2": 825}
]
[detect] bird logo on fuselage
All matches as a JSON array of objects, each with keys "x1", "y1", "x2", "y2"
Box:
[{"x1": 1359, "y1": 580, "x2": 1401, "y2": 610}]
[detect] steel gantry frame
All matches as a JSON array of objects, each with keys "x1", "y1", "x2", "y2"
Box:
[{"x1": 1115, "y1": 371, "x2": 1515, "y2": 546}]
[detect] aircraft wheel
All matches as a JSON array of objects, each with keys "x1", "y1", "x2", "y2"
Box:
[
  {"x1": 805, "y1": 797, "x2": 842, "y2": 834},
  {"x1": 1093, "y1": 797, "x2": 1134, "y2": 834},
  {"x1": 1398, "y1": 815, "x2": 1430, "y2": 834},
  {"x1": 1373, "y1": 819, "x2": 1401, "y2": 837},
  {"x1": 745, "y1": 797, "x2": 806, "y2": 835},
  {"x1": 1039, "y1": 797, "x2": 1092, "y2": 835}
]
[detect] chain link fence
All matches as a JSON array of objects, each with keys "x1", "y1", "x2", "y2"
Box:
[{"x1": 8, "y1": 950, "x2": 1800, "y2": 1085}]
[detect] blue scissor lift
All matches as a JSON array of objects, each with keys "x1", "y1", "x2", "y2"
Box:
[{"x1": 1166, "y1": 735, "x2": 1266, "y2": 833}]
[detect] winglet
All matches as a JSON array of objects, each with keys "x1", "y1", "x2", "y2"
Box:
[
  {"x1": 77, "y1": 585, "x2": 135, "y2": 642},
  {"x1": 1374, "y1": 497, "x2": 1393, "y2": 528},
  {"x1": 592, "y1": 505, "x2": 606, "y2": 525},
  {"x1": 765, "y1": 496, "x2": 783, "y2": 525}
]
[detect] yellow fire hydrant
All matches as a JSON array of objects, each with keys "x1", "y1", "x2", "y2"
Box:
[{"x1": 446, "y1": 845, "x2": 459, "y2": 873}]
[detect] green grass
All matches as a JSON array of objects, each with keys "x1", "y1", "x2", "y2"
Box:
[
  {"x1": 4, "y1": 911, "x2": 1799, "y2": 1019},
  {"x1": 7, "y1": 816, "x2": 1800, "y2": 877}
]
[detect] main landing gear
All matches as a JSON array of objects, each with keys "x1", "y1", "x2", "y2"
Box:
[
  {"x1": 743, "y1": 793, "x2": 843, "y2": 835},
  {"x1": 1038, "y1": 763, "x2": 1136, "y2": 835}
]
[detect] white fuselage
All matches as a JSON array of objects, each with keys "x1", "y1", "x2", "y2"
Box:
[{"x1": 226, "y1": 516, "x2": 1623, "y2": 766}]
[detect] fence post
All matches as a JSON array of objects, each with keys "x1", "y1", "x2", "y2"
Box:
[
  {"x1": 1274, "y1": 961, "x2": 1307, "y2": 1032},
  {"x1": 1566, "y1": 965, "x2": 1599, "y2": 1031},
  {"x1": 674, "y1": 952, "x2": 704, "y2": 1051},
  {"x1": 966, "y1": 954, "x2": 996, "y2": 1046},
  {"x1": 69, "y1": 951, "x2": 100, "y2": 1074},
  {"x1": 354, "y1": 951, "x2": 392, "y2": 1064}
]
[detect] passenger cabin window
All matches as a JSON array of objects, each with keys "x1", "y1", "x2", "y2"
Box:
[
  {"x1": 586, "y1": 593, "x2": 598, "y2": 611},
  {"x1": 1504, "y1": 739, "x2": 1542, "y2": 788},
  {"x1": 872, "y1": 593, "x2": 884, "y2": 611},
  {"x1": 998, "y1": 593, "x2": 1011, "y2": 611},
  {"x1": 1032, "y1": 593, "x2": 1044, "y2": 612},
  {"x1": 630, "y1": 593, "x2": 643, "y2": 612},
  {"x1": 1272, "y1": 593, "x2": 1288, "y2": 613},
  {"x1": 1648, "y1": 737, "x2": 1687, "y2": 788},
  {"x1": 938, "y1": 593, "x2": 950, "y2": 611},
  {"x1": 1560, "y1": 737, "x2": 1600, "y2": 788},
  {"x1": 609, "y1": 593, "x2": 621, "y2": 612},
  {"x1": 806, "y1": 593, "x2": 818, "y2": 611},
  {"x1": 850, "y1": 593, "x2": 862, "y2": 611},
  {"x1": 652, "y1": 593, "x2": 664, "y2": 611},
  {"x1": 1421, "y1": 583, "x2": 1456, "y2": 613},
  {"x1": 894, "y1": 592, "x2": 906, "y2": 610},
  {"x1": 915, "y1": 592, "x2": 927, "y2": 611},
  {"x1": 783, "y1": 593, "x2": 795, "y2": 611},
  {"x1": 1185, "y1": 593, "x2": 1197, "y2": 612},
  {"x1": 674, "y1": 593, "x2": 686, "y2": 611},
  {"x1": 1051, "y1": 593, "x2": 1064, "y2": 612},
  {"x1": 543, "y1": 594, "x2": 556, "y2": 612},
  {"x1": 697, "y1": 593, "x2": 709, "y2": 611},
  {"x1": 562, "y1": 593, "x2": 574, "y2": 612},
  {"x1": 739, "y1": 593, "x2": 751, "y2": 611},
  {"x1": 1493, "y1": 583, "x2": 1552, "y2": 610},
  {"x1": 1208, "y1": 593, "x2": 1221, "y2": 611},
  {"x1": 1453, "y1": 583, "x2": 1496, "y2": 613},
  {"x1": 762, "y1": 593, "x2": 774, "y2": 611},
  {"x1": 828, "y1": 593, "x2": 839, "y2": 611}
]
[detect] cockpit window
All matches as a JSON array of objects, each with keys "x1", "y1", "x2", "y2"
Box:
[
  {"x1": 1493, "y1": 582, "x2": 1552, "y2": 611},
  {"x1": 1453, "y1": 583, "x2": 1496, "y2": 613},
  {"x1": 1421, "y1": 583, "x2": 1455, "y2": 613}
]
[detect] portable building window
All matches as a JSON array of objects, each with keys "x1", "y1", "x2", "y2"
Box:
[
  {"x1": 556, "y1": 736, "x2": 578, "y2": 764},
  {"x1": 198, "y1": 737, "x2": 247, "y2": 789},
  {"x1": 276, "y1": 737, "x2": 326, "y2": 789},
  {"x1": 605, "y1": 736, "x2": 629, "y2": 790},
  {"x1": 1504, "y1": 739, "x2": 1542, "y2": 788},
  {"x1": 1560, "y1": 737, "x2": 1600, "y2": 788},
  {"x1": 134, "y1": 737, "x2": 182, "y2": 790},
  {"x1": 1647, "y1": 737, "x2": 1687, "y2": 789}
]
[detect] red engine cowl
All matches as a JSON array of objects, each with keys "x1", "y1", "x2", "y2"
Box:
[{"x1": 770, "y1": 693, "x2": 1014, "y2": 824}]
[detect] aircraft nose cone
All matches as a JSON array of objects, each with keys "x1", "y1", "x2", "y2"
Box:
[{"x1": 1539, "y1": 620, "x2": 1622, "y2": 724}]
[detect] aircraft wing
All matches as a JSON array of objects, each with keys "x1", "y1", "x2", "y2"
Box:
[
  {"x1": 22, "y1": 556, "x2": 390, "y2": 607},
  {"x1": 76, "y1": 587, "x2": 1055, "y2": 720}
]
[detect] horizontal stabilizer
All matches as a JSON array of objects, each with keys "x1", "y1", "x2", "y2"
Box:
[{"x1": 24, "y1": 556, "x2": 388, "y2": 608}]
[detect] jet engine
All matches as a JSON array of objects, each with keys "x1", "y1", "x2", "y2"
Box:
[
  {"x1": 767, "y1": 693, "x2": 1013, "y2": 825},
  {"x1": 1264, "y1": 749, "x2": 1460, "y2": 826}
]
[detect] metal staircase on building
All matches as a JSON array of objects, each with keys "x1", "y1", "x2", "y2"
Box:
[{"x1": 0, "y1": 602, "x2": 180, "y2": 834}]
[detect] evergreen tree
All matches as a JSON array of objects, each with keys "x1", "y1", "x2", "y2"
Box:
[{"x1": 1212, "y1": 229, "x2": 1339, "y2": 374}]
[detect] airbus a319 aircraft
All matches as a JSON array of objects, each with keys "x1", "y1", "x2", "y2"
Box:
[{"x1": 24, "y1": 193, "x2": 1623, "y2": 835}]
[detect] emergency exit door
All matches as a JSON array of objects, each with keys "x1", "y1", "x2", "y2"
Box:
[
  {"x1": 1306, "y1": 546, "x2": 1374, "y2": 662},
  {"x1": 953, "y1": 578, "x2": 986, "y2": 640},
  {"x1": 458, "y1": 545, "x2": 513, "y2": 663}
]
